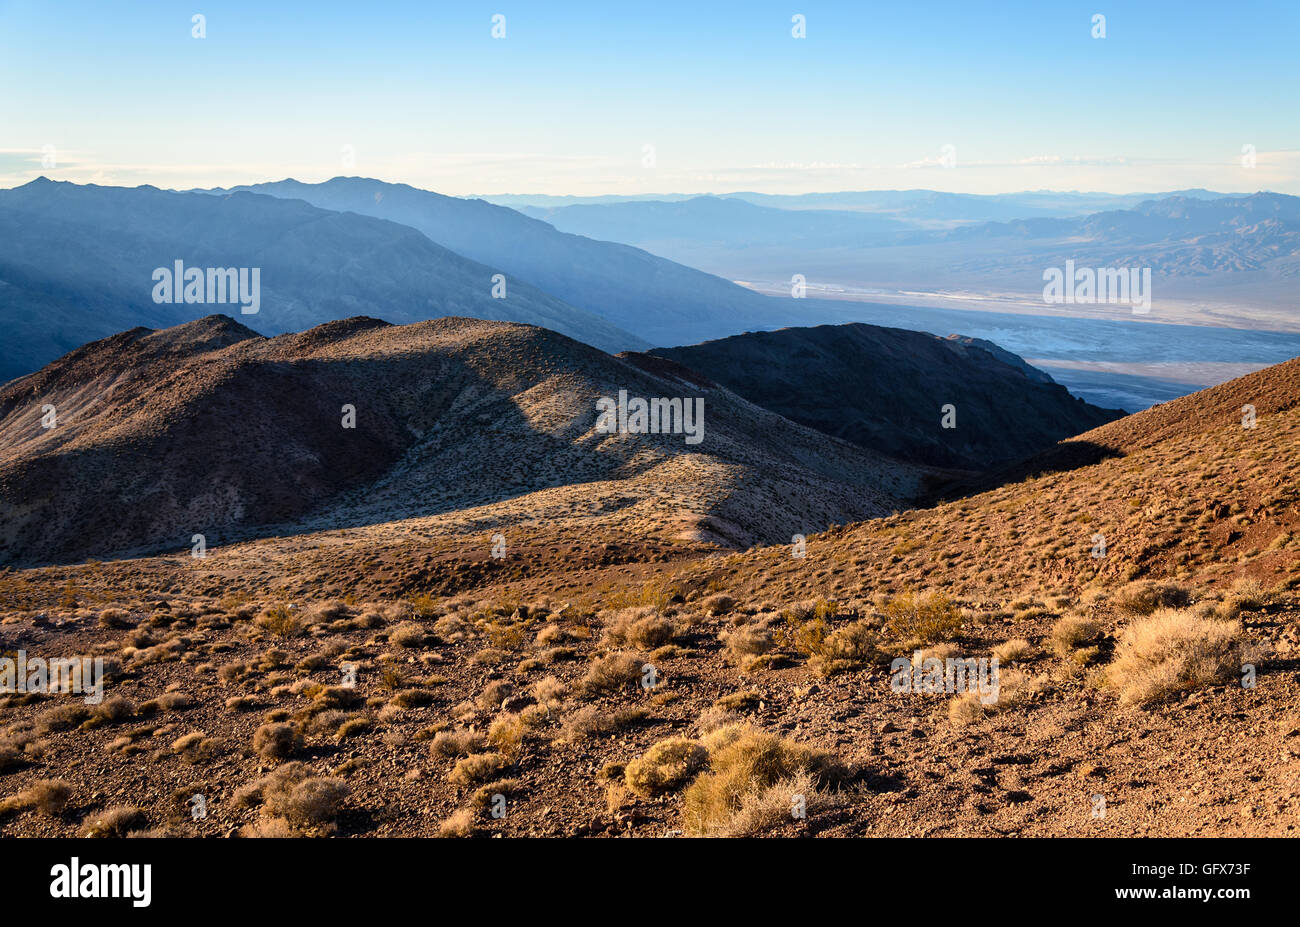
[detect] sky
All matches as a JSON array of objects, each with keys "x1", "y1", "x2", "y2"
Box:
[{"x1": 1, "y1": 0, "x2": 1298, "y2": 196}]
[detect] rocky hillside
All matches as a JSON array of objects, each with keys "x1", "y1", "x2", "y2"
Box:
[
  {"x1": 0, "y1": 315, "x2": 929, "y2": 566},
  {"x1": 649, "y1": 323, "x2": 1123, "y2": 470}
]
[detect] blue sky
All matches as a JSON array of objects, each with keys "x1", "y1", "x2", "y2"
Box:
[{"x1": 2, "y1": 0, "x2": 1297, "y2": 194}]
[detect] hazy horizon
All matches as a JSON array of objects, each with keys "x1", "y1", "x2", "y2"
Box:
[{"x1": 3, "y1": 0, "x2": 1297, "y2": 195}]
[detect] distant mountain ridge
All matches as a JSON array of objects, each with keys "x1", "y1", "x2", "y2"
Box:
[
  {"x1": 0, "y1": 178, "x2": 642, "y2": 383},
  {"x1": 205, "y1": 177, "x2": 802, "y2": 347}
]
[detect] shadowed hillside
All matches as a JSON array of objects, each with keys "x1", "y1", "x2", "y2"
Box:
[
  {"x1": 0, "y1": 315, "x2": 929, "y2": 566},
  {"x1": 648, "y1": 323, "x2": 1123, "y2": 471}
]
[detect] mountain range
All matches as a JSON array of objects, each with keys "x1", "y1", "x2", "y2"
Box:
[
  {"x1": 0, "y1": 178, "x2": 642, "y2": 382},
  {"x1": 203, "y1": 177, "x2": 802, "y2": 347}
]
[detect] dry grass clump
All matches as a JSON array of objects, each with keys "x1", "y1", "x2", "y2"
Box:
[
  {"x1": 808, "y1": 620, "x2": 879, "y2": 678},
  {"x1": 171, "y1": 731, "x2": 220, "y2": 762},
  {"x1": 708, "y1": 769, "x2": 837, "y2": 837},
  {"x1": 683, "y1": 725, "x2": 843, "y2": 836},
  {"x1": 234, "y1": 762, "x2": 349, "y2": 834},
  {"x1": 476, "y1": 680, "x2": 514, "y2": 711},
  {"x1": 624, "y1": 737, "x2": 708, "y2": 797},
  {"x1": 449, "y1": 752, "x2": 508, "y2": 787},
  {"x1": 700, "y1": 593, "x2": 735, "y2": 616},
  {"x1": 254, "y1": 605, "x2": 304, "y2": 638},
  {"x1": 714, "y1": 690, "x2": 761, "y2": 712},
  {"x1": 265, "y1": 777, "x2": 349, "y2": 829},
  {"x1": 602, "y1": 606, "x2": 677, "y2": 649},
  {"x1": 80, "y1": 805, "x2": 148, "y2": 837},
  {"x1": 557, "y1": 705, "x2": 647, "y2": 742},
  {"x1": 0, "y1": 778, "x2": 72, "y2": 817},
  {"x1": 389, "y1": 621, "x2": 428, "y2": 648},
  {"x1": 97, "y1": 607, "x2": 134, "y2": 629},
  {"x1": 487, "y1": 711, "x2": 546, "y2": 758},
  {"x1": 531, "y1": 675, "x2": 567, "y2": 705},
  {"x1": 773, "y1": 606, "x2": 830, "y2": 656},
  {"x1": 947, "y1": 668, "x2": 1038, "y2": 727},
  {"x1": 252, "y1": 722, "x2": 303, "y2": 761},
  {"x1": 1113, "y1": 581, "x2": 1194, "y2": 616},
  {"x1": 580, "y1": 651, "x2": 644, "y2": 694},
  {"x1": 1219, "y1": 578, "x2": 1269, "y2": 619},
  {"x1": 438, "y1": 807, "x2": 476, "y2": 837},
  {"x1": 429, "y1": 729, "x2": 487, "y2": 759},
  {"x1": 992, "y1": 638, "x2": 1034, "y2": 663},
  {"x1": 1049, "y1": 615, "x2": 1105, "y2": 664},
  {"x1": 1108, "y1": 608, "x2": 1243, "y2": 706},
  {"x1": 721, "y1": 623, "x2": 775, "y2": 666},
  {"x1": 882, "y1": 592, "x2": 962, "y2": 644},
  {"x1": 34, "y1": 703, "x2": 90, "y2": 735}
]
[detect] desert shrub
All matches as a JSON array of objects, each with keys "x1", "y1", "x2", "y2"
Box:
[
  {"x1": 531, "y1": 675, "x2": 567, "y2": 705},
  {"x1": 773, "y1": 610, "x2": 829, "y2": 656},
  {"x1": 171, "y1": 731, "x2": 220, "y2": 762},
  {"x1": 1113, "y1": 581, "x2": 1194, "y2": 616},
  {"x1": 559, "y1": 706, "x2": 616, "y2": 741},
  {"x1": 264, "y1": 777, "x2": 349, "y2": 828},
  {"x1": 476, "y1": 680, "x2": 514, "y2": 711},
  {"x1": 580, "y1": 652, "x2": 644, "y2": 694},
  {"x1": 389, "y1": 621, "x2": 428, "y2": 648},
  {"x1": 624, "y1": 738, "x2": 708, "y2": 797},
  {"x1": 1108, "y1": 608, "x2": 1243, "y2": 706},
  {"x1": 722, "y1": 624, "x2": 774, "y2": 663},
  {"x1": 252, "y1": 723, "x2": 302, "y2": 761},
  {"x1": 438, "y1": 807, "x2": 475, "y2": 837},
  {"x1": 336, "y1": 716, "x2": 372, "y2": 739},
  {"x1": 85, "y1": 696, "x2": 136, "y2": 728},
  {"x1": 714, "y1": 690, "x2": 761, "y2": 712},
  {"x1": 808, "y1": 620, "x2": 879, "y2": 677},
  {"x1": 0, "y1": 778, "x2": 72, "y2": 817},
  {"x1": 34, "y1": 703, "x2": 90, "y2": 735},
  {"x1": 239, "y1": 816, "x2": 297, "y2": 838},
  {"x1": 882, "y1": 592, "x2": 962, "y2": 643},
  {"x1": 992, "y1": 638, "x2": 1034, "y2": 662},
  {"x1": 80, "y1": 806, "x2": 147, "y2": 838},
  {"x1": 449, "y1": 752, "x2": 507, "y2": 787},
  {"x1": 1049, "y1": 615, "x2": 1104, "y2": 663},
  {"x1": 429, "y1": 729, "x2": 487, "y2": 759},
  {"x1": 603, "y1": 607, "x2": 676, "y2": 649},
  {"x1": 434, "y1": 614, "x2": 470, "y2": 641},
  {"x1": 388, "y1": 688, "x2": 435, "y2": 709},
  {"x1": 255, "y1": 606, "x2": 304, "y2": 638},
  {"x1": 98, "y1": 608, "x2": 134, "y2": 629},
  {"x1": 1219, "y1": 578, "x2": 1268, "y2": 619},
  {"x1": 709, "y1": 770, "x2": 836, "y2": 837},
  {"x1": 683, "y1": 725, "x2": 842, "y2": 836},
  {"x1": 700, "y1": 594, "x2": 735, "y2": 616},
  {"x1": 487, "y1": 712, "x2": 544, "y2": 758},
  {"x1": 486, "y1": 619, "x2": 529, "y2": 652}
]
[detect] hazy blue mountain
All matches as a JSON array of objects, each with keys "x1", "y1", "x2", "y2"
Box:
[
  {"x1": 0, "y1": 178, "x2": 641, "y2": 382},
  {"x1": 518, "y1": 196, "x2": 906, "y2": 248},
  {"x1": 211, "y1": 178, "x2": 798, "y2": 347},
  {"x1": 499, "y1": 190, "x2": 1269, "y2": 268},
  {"x1": 481, "y1": 188, "x2": 1238, "y2": 223},
  {"x1": 943, "y1": 192, "x2": 1300, "y2": 275}
]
